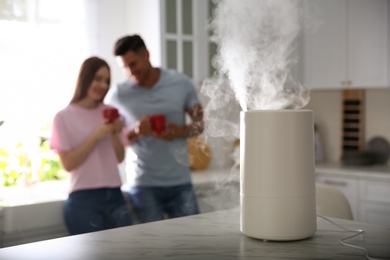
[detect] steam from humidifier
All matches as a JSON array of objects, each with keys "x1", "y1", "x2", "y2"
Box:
[
  {"x1": 208, "y1": 0, "x2": 310, "y2": 111},
  {"x1": 203, "y1": 0, "x2": 316, "y2": 240}
]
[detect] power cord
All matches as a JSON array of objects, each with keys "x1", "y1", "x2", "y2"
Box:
[{"x1": 318, "y1": 215, "x2": 386, "y2": 260}]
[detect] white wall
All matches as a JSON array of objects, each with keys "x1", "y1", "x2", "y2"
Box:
[
  {"x1": 125, "y1": 0, "x2": 161, "y2": 68},
  {"x1": 366, "y1": 89, "x2": 390, "y2": 146},
  {"x1": 305, "y1": 89, "x2": 390, "y2": 165},
  {"x1": 84, "y1": 0, "x2": 161, "y2": 85},
  {"x1": 84, "y1": 0, "x2": 129, "y2": 84}
]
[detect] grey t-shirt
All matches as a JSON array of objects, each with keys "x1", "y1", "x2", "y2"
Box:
[{"x1": 105, "y1": 68, "x2": 199, "y2": 187}]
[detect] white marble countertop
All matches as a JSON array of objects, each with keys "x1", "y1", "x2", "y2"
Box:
[
  {"x1": 315, "y1": 162, "x2": 390, "y2": 181},
  {"x1": 0, "y1": 208, "x2": 389, "y2": 260},
  {"x1": 195, "y1": 163, "x2": 390, "y2": 185},
  {"x1": 191, "y1": 167, "x2": 239, "y2": 186},
  {"x1": 0, "y1": 168, "x2": 238, "y2": 207},
  {"x1": 1, "y1": 163, "x2": 389, "y2": 207}
]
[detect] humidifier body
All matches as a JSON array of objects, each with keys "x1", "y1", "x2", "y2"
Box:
[{"x1": 240, "y1": 109, "x2": 317, "y2": 241}]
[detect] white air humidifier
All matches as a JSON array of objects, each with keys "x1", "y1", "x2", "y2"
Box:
[{"x1": 240, "y1": 109, "x2": 317, "y2": 241}]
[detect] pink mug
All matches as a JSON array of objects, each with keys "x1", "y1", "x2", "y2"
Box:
[{"x1": 150, "y1": 114, "x2": 165, "y2": 135}]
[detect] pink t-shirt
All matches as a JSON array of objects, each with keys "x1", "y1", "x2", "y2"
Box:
[{"x1": 50, "y1": 103, "x2": 122, "y2": 193}]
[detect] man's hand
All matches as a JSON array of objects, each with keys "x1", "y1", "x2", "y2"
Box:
[
  {"x1": 134, "y1": 116, "x2": 153, "y2": 137},
  {"x1": 126, "y1": 116, "x2": 153, "y2": 144},
  {"x1": 156, "y1": 122, "x2": 184, "y2": 141}
]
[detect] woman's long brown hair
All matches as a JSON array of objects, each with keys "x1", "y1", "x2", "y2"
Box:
[{"x1": 70, "y1": 57, "x2": 110, "y2": 104}]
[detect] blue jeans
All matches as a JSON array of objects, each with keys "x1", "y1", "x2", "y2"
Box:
[
  {"x1": 64, "y1": 188, "x2": 132, "y2": 235},
  {"x1": 129, "y1": 183, "x2": 199, "y2": 223}
]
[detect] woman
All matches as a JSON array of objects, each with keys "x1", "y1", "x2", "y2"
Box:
[{"x1": 50, "y1": 57, "x2": 132, "y2": 235}]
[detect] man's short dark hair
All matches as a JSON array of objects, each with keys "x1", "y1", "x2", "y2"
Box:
[{"x1": 114, "y1": 35, "x2": 147, "y2": 56}]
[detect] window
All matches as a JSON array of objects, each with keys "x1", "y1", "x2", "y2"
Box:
[
  {"x1": 160, "y1": 0, "x2": 218, "y2": 84},
  {"x1": 0, "y1": 0, "x2": 87, "y2": 187}
]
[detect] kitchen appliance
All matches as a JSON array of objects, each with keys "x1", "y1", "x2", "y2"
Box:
[
  {"x1": 366, "y1": 136, "x2": 390, "y2": 164},
  {"x1": 341, "y1": 150, "x2": 377, "y2": 166},
  {"x1": 342, "y1": 137, "x2": 390, "y2": 165},
  {"x1": 240, "y1": 109, "x2": 317, "y2": 241}
]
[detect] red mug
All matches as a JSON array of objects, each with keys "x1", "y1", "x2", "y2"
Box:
[
  {"x1": 150, "y1": 114, "x2": 165, "y2": 135},
  {"x1": 103, "y1": 108, "x2": 119, "y2": 123}
]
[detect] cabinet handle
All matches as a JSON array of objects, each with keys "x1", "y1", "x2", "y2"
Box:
[
  {"x1": 323, "y1": 180, "x2": 347, "y2": 187},
  {"x1": 341, "y1": 80, "x2": 353, "y2": 86}
]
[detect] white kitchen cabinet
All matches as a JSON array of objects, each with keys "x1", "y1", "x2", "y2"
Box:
[
  {"x1": 388, "y1": 2, "x2": 390, "y2": 87},
  {"x1": 316, "y1": 167, "x2": 390, "y2": 227},
  {"x1": 304, "y1": 0, "x2": 389, "y2": 90},
  {"x1": 0, "y1": 201, "x2": 69, "y2": 248},
  {"x1": 195, "y1": 181, "x2": 240, "y2": 214},
  {"x1": 0, "y1": 207, "x2": 3, "y2": 247},
  {"x1": 191, "y1": 168, "x2": 240, "y2": 214},
  {"x1": 359, "y1": 202, "x2": 390, "y2": 228},
  {"x1": 316, "y1": 175, "x2": 359, "y2": 220},
  {"x1": 359, "y1": 180, "x2": 390, "y2": 227}
]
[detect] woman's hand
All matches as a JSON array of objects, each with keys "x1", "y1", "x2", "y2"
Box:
[
  {"x1": 93, "y1": 120, "x2": 114, "y2": 140},
  {"x1": 111, "y1": 118, "x2": 124, "y2": 135}
]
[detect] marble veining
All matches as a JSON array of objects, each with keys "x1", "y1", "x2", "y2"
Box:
[
  {"x1": 0, "y1": 208, "x2": 389, "y2": 260},
  {"x1": 316, "y1": 162, "x2": 390, "y2": 181}
]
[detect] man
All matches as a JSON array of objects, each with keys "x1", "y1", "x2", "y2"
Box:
[{"x1": 105, "y1": 35, "x2": 204, "y2": 223}]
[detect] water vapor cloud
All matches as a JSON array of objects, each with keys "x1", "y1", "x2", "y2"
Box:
[{"x1": 202, "y1": 0, "x2": 310, "y2": 114}]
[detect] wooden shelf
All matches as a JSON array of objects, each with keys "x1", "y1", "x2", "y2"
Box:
[{"x1": 341, "y1": 89, "x2": 365, "y2": 158}]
